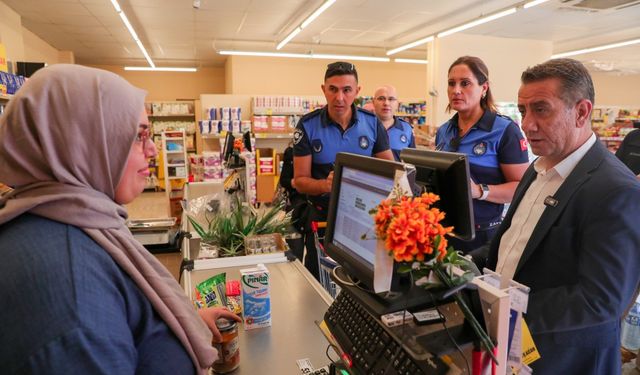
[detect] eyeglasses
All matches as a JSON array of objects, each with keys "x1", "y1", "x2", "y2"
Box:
[
  {"x1": 326, "y1": 61, "x2": 356, "y2": 74},
  {"x1": 375, "y1": 96, "x2": 397, "y2": 103},
  {"x1": 135, "y1": 125, "x2": 150, "y2": 145}
]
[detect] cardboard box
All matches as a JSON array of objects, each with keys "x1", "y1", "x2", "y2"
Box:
[{"x1": 256, "y1": 174, "x2": 278, "y2": 203}]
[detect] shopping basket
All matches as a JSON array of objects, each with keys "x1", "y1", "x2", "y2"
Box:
[{"x1": 312, "y1": 221, "x2": 341, "y2": 299}]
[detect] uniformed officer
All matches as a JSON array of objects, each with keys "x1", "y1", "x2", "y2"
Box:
[
  {"x1": 293, "y1": 61, "x2": 394, "y2": 279},
  {"x1": 615, "y1": 128, "x2": 640, "y2": 180},
  {"x1": 372, "y1": 85, "x2": 415, "y2": 161},
  {"x1": 436, "y1": 56, "x2": 529, "y2": 253}
]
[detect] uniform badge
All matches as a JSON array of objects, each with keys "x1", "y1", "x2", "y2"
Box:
[
  {"x1": 473, "y1": 142, "x2": 487, "y2": 156},
  {"x1": 359, "y1": 136, "x2": 369, "y2": 149},
  {"x1": 293, "y1": 129, "x2": 303, "y2": 145},
  {"x1": 520, "y1": 138, "x2": 529, "y2": 151},
  {"x1": 400, "y1": 134, "x2": 408, "y2": 144},
  {"x1": 312, "y1": 139, "x2": 323, "y2": 153}
]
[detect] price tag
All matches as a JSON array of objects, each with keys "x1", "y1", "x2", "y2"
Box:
[
  {"x1": 509, "y1": 287, "x2": 529, "y2": 313},
  {"x1": 297, "y1": 358, "x2": 314, "y2": 374}
]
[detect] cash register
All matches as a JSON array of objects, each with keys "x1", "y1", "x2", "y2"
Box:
[{"x1": 321, "y1": 152, "x2": 481, "y2": 374}]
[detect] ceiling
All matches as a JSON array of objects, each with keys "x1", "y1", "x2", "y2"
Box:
[{"x1": 3, "y1": 0, "x2": 640, "y2": 74}]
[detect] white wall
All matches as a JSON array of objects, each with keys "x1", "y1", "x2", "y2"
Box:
[{"x1": 591, "y1": 72, "x2": 640, "y2": 108}]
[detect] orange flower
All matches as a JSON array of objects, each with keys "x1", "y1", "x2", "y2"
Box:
[{"x1": 372, "y1": 192, "x2": 454, "y2": 264}]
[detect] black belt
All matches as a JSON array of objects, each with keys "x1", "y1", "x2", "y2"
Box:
[{"x1": 475, "y1": 221, "x2": 501, "y2": 231}]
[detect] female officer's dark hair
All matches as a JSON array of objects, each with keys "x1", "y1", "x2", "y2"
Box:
[{"x1": 446, "y1": 56, "x2": 497, "y2": 113}]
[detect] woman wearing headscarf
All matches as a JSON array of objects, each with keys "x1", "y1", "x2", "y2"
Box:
[
  {"x1": 0, "y1": 64, "x2": 239, "y2": 374},
  {"x1": 436, "y1": 56, "x2": 530, "y2": 253}
]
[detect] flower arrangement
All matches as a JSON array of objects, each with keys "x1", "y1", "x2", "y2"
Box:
[{"x1": 370, "y1": 189, "x2": 497, "y2": 364}]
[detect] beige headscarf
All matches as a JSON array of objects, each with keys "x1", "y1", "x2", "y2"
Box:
[{"x1": 0, "y1": 64, "x2": 215, "y2": 373}]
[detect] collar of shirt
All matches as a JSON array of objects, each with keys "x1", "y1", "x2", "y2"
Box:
[
  {"x1": 534, "y1": 133, "x2": 597, "y2": 178},
  {"x1": 390, "y1": 116, "x2": 405, "y2": 130},
  {"x1": 447, "y1": 109, "x2": 496, "y2": 135},
  {"x1": 320, "y1": 103, "x2": 359, "y2": 129}
]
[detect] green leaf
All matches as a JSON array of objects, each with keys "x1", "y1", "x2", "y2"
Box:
[{"x1": 397, "y1": 264, "x2": 413, "y2": 274}]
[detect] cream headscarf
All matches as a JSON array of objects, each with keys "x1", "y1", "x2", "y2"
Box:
[{"x1": 0, "y1": 64, "x2": 215, "y2": 373}]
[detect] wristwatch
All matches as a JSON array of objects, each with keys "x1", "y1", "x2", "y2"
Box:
[{"x1": 478, "y1": 184, "x2": 490, "y2": 201}]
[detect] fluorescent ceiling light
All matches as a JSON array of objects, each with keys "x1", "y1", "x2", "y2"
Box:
[
  {"x1": 394, "y1": 58, "x2": 428, "y2": 64},
  {"x1": 551, "y1": 38, "x2": 640, "y2": 58},
  {"x1": 301, "y1": 0, "x2": 336, "y2": 29},
  {"x1": 437, "y1": 8, "x2": 516, "y2": 38},
  {"x1": 386, "y1": 35, "x2": 434, "y2": 56},
  {"x1": 110, "y1": 0, "x2": 155, "y2": 68},
  {"x1": 109, "y1": 0, "x2": 121, "y2": 12},
  {"x1": 124, "y1": 67, "x2": 198, "y2": 72},
  {"x1": 219, "y1": 50, "x2": 389, "y2": 62},
  {"x1": 276, "y1": 0, "x2": 337, "y2": 50},
  {"x1": 277, "y1": 27, "x2": 301, "y2": 50},
  {"x1": 523, "y1": 0, "x2": 551, "y2": 9}
]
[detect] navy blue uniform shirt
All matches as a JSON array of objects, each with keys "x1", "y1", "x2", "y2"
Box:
[
  {"x1": 293, "y1": 104, "x2": 390, "y2": 208},
  {"x1": 436, "y1": 110, "x2": 529, "y2": 227},
  {"x1": 387, "y1": 117, "x2": 415, "y2": 161}
]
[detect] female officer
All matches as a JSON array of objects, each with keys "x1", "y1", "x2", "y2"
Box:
[{"x1": 436, "y1": 56, "x2": 529, "y2": 252}]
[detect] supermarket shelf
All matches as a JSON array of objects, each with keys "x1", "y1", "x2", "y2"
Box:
[
  {"x1": 396, "y1": 112, "x2": 426, "y2": 116},
  {"x1": 167, "y1": 163, "x2": 185, "y2": 167},
  {"x1": 0, "y1": 93, "x2": 13, "y2": 102},
  {"x1": 166, "y1": 150, "x2": 185, "y2": 154},
  {"x1": 168, "y1": 176, "x2": 187, "y2": 180},
  {"x1": 253, "y1": 111, "x2": 306, "y2": 116},
  {"x1": 149, "y1": 113, "x2": 195, "y2": 117},
  {"x1": 202, "y1": 132, "x2": 292, "y2": 139},
  {"x1": 166, "y1": 137, "x2": 184, "y2": 140}
]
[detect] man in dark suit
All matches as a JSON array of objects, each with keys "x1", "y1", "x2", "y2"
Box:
[{"x1": 485, "y1": 59, "x2": 640, "y2": 374}]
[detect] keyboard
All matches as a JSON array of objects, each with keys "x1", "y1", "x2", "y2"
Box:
[{"x1": 324, "y1": 290, "x2": 449, "y2": 375}]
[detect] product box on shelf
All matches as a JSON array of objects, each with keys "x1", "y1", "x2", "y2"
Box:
[
  {"x1": 252, "y1": 115, "x2": 270, "y2": 132},
  {"x1": 269, "y1": 116, "x2": 288, "y2": 132}
]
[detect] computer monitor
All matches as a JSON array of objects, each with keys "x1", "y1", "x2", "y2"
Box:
[
  {"x1": 400, "y1": 148, "x2": 475, "y2": 241},
  {"x1": 323, "y1": 152, "x2": 405, "y2": 294},
  {"x1": 221, "y1": 132, "x2": 235, "y2": 164}
]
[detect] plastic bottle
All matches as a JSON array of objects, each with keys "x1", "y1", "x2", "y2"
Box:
[{"x1": 621, "y1": 294, "x2": 640, "y2": 351}]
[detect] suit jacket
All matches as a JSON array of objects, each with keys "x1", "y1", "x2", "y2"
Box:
[{"x1": 486, "y1": 141, "x2": 640, "y2": 375}]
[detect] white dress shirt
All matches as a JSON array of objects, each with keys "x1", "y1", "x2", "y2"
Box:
[{"x1": 495, "y1": 133, "x2": 597, "y2": 281}]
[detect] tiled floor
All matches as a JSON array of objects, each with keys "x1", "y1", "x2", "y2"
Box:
[{"x1": 126, "y1": 191, "x2": 182, "y2": 280}]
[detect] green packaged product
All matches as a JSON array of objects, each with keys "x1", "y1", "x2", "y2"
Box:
[{"x1": 195, "y1": 273, "x2": 227, "y2": 308}]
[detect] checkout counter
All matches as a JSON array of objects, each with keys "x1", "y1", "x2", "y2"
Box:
[{"x1": 184, "y1": 260, "x2": 334, "y2": 374}]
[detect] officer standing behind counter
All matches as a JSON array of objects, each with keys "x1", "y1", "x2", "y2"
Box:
[
  {"x1": 293, "y1": 62, "x2": 394, "y2": 279},
  {"x1": 372, "y1": 84, "x2": 416, "y2": 161}
]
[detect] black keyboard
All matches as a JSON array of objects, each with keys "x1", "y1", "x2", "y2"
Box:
[{"x1": 324, "y1": 290, "x2": 449, "y2": 375}]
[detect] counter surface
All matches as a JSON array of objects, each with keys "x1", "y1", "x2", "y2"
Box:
[{"x1": 190, "y1": 260, "x2": 333, "y2": 374}]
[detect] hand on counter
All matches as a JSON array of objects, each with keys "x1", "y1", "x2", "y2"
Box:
[{"x1": 198, "y1": 307, "x2": 242, "y2": 343}]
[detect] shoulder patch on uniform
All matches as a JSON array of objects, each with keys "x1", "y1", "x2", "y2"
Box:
[
  {"x1": 400, "y1": 134, "x2": 408, "y2": 144},
  {"x1": 312, "y1": 139, "x2": 323, "y2": 153},
  {"x1": 293, "y1": 129, "x2": 304, "y2": 145},
  {"x1": 520, "y1": 138, "x2": 528, "y2": 151}
]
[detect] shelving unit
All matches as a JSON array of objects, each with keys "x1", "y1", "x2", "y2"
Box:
[
  {"x1": 0, "y1": 93, "x2": 12, "y2": 116},
  {"x1": 592, "y1": 106, "x2": 640, "y2": 152},
  {"x1": 161, "y1": 130, "x2": 189, "y2": 217}
]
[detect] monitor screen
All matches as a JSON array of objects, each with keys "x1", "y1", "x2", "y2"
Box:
[
  {"x1": 324, "y1": 153, "x2": 405, "y2": 291},
  {"x1": 221, "y1": 132, "x2": 235, "y2": 164},
  {"x1": 400, "y1": 148, "x2": 475, "y2": 241}
]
